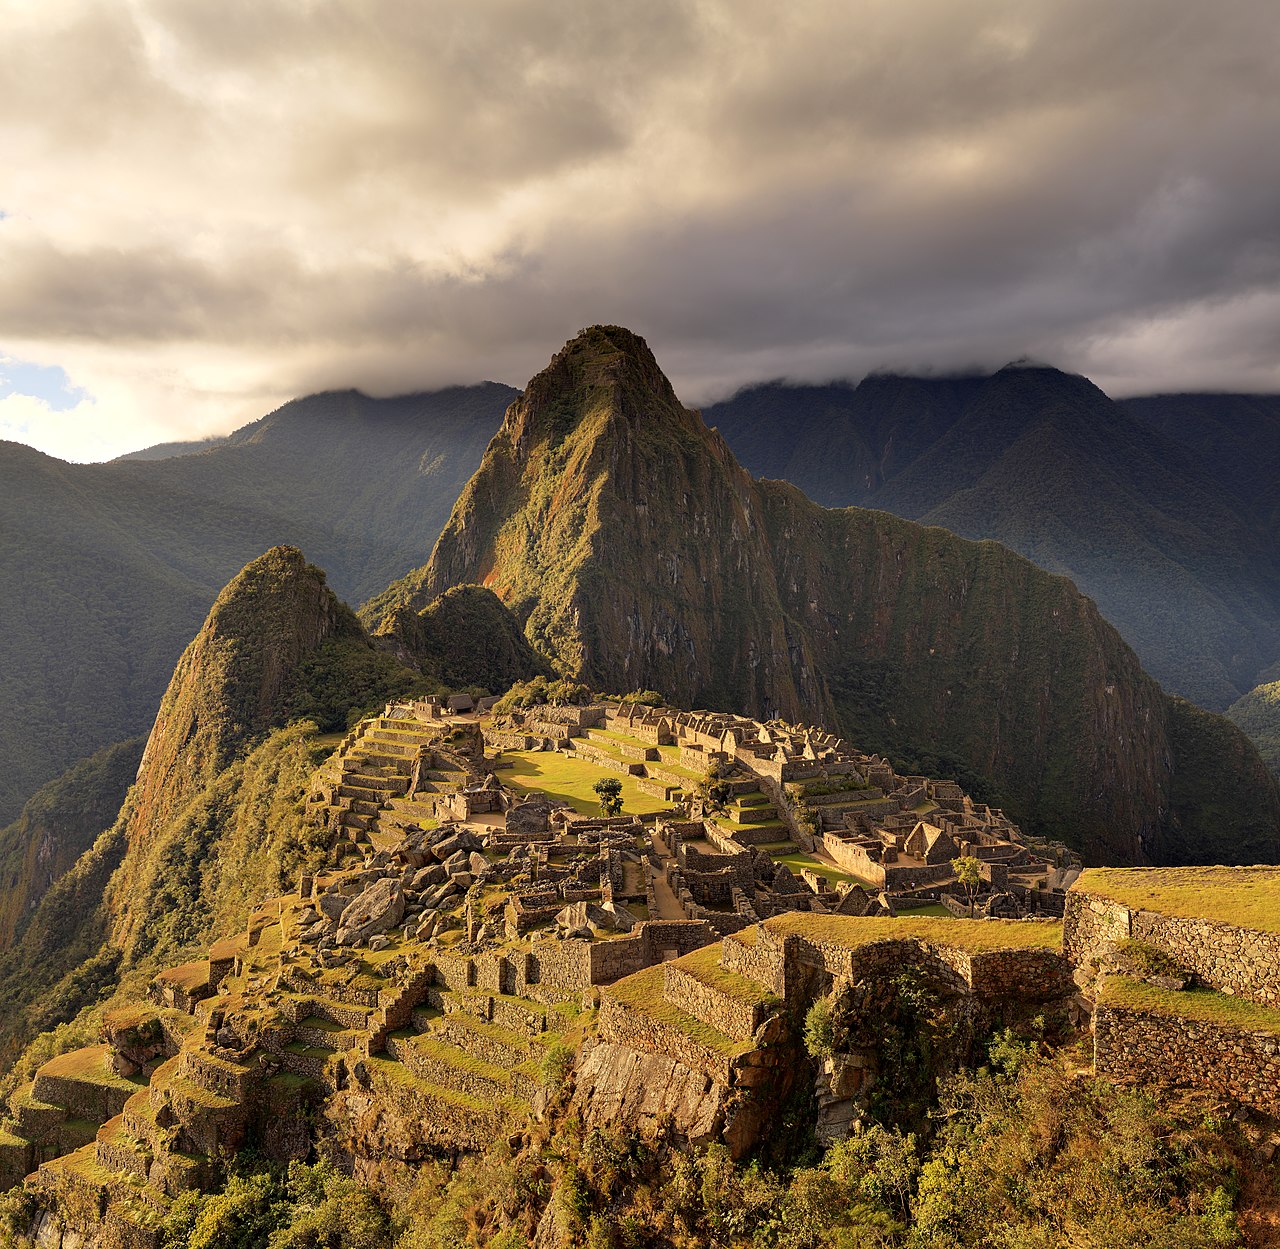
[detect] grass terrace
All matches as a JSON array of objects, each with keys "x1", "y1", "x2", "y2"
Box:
[
  {"x1": 1073, "y1": 867, "x2": 1280, "y2": 935},
  {"x1": 670, "y1": 943, "x2": 779, "y2": 1004},
  {"x1": 604, "y1": 965, "x2": 755, "y2": 1059},
  {"x1": 773, "y1": 851, "x2": 877, "y2": 889},
  {"x1": 764, "y1": 912, "x2": 1062, "y2": 951},
  {"x1": 496, "y1": 749, "x2": 671, "y2": 816},
  {"x1": 39, "y1": 1046, "x2": 143, "y2": 1094},
  {"x1": 1100, "y1": 976, "x2": 1280, "y2": 1033}
]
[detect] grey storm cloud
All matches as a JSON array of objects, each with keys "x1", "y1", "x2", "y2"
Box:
[{"x1": 1, "y1": 0, "x2": 1279, "y2": 458}]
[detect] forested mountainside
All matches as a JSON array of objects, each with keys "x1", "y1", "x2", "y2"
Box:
[
  {"x1": 1230, "y1": 674, "x2": 1280, "y2": 777},
  {"x1": 0, "y1": 384, "x2": 512, "y2": 825},
  {"x1": 704, "y1": 371, "x2": 1280, "y2": 713},
  {"x1": 372, "y1": 326, "x2": 1280, "y2": 867},
  {"x1": 0, "y1": 738, "x2": 145, "y2": 954}
]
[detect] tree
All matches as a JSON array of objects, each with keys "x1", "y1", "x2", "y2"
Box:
[
  {"x1": 951, "y1": 855, "x2": 983, "y2": 915},
  {"x1": 593, "y1": 777, "x2": 623, "y2": 817},
  {"x1": 697, "y1": 763, "x2": 734, "y2": 814}
]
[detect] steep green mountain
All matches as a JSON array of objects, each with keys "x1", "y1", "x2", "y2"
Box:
[
  {"x1": 1120, "y1": 391, "x2": 1280, "y2": 541},
  {"x1": 376, "y1": 326, "x2": 1280, "y2": 865},
  {"x1": 105, "y1": 546, "x2": 411, "y2": 961},
  {"x1": 704, "y1": 372, "x2": 1280, "y2": 711},
  {"x1": 0, "y1": 546, "x2": 552, "y2": 1062},
  {"x1": 0, "y1": 737, "x2": 145, "y2": 953},
  {"x1": 0, "y1": 383, "x2": 512, "y2": 825}
]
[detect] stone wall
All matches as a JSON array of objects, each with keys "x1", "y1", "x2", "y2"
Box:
[
  {"x1": 1065, "y1": 889, "x2": 1280, "y2": 1007},
  {"x1": 661, "y1": 964, "x2": 771, "y2": 1041},
  {"x1": 587, "y1": 920, "x2": 714, "y2": 983},
  {"x1": 596, "y1": 995, "x2": 735, "y2": 1084},
  {"x1": 719, "y1": 928, "x2": 788, "y2": 996},
  {"x1": 822, "y1": 837, "x2": 887, "y2": 886},
  {"x1": 1095, "y1": 1002, "x2": 1280, "y2": 1118}
]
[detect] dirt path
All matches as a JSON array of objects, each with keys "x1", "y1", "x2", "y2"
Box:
[{"x1": 647, "y1": 828, "x2": 687, "y2": 920}]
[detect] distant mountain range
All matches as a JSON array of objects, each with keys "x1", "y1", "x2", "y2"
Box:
[
  {"x1": 0, "y1": 385, "x2": 512, "y2": 823},
  {"x1": 703, "y1": 370, "x2": 1280, "y2": 713}
]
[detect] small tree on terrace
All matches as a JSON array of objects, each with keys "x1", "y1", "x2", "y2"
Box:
[
  {"x1": 697, "y1": 762, "x2": 734, "y2": 815},
  {"x1": 951, "y1": 855, "x2": 983, "y2": 915},
  {"x1": 594, "y1": 777, "x2": 624, "y2": 817}
]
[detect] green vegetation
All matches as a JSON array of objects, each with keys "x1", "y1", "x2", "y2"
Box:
[
  {"x1": 162, "y1": 1158, "x2": 391, "y2": 1249},
  {"x1": 1163, "y1": 697, "x2": 1280, "y2": 864},
  {"x1": 593, "y1": 777, "x2": 623, "y2": 817},
  {"x1": 709, "y1": 369, "x2": 1280, "y2": 715},
  {"x1": 951, "y1": 855, "x2": 982, "y2": 911},
  {"x1": 1075, "y1": 865, "x2": 1280, "y2": 934},
  {"x1": 496, "y1": 750, "x2": 668, "y2": 817},
  {"x1": 230, "y1": 1051, "x2": 1251, "y2": 1248},
  {"x1": 1228, "y1": 677, "x2": 1280, "y2": 777},
  {"x1": 493, "y1": 676, "x2": 592, "y2": 713},
  {"x1": 376, "y1": 585, "x2": 554, "y2": 697},
  {"x1": 765, "y1": 912, "x2": 1062, "y2": 952},
  {"x1": 1101, "y1": 976, "x2": 1280, "y2": 1033},
  {"x1": 803, "y1": 996, "x2": 834, "y2": 1059},
  {"x1": 0, "y1": 735, "x2": 145, "y2": 954}
]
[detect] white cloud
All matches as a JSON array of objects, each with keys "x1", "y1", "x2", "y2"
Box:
[{"x1": 1, "y1": 0, "x2": 1278, "y2": 459}]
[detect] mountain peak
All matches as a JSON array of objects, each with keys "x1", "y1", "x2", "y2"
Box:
[{"x1": 507, "y1": 325, "x2": 689, "y2": 448}]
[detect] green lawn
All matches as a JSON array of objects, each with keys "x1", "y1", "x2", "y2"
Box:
[
  {"x1": 496, "y1": 750, "x2": 671, "y2": 816},
  {"x1": 766, "y1": 912, "x2": 1062, "y2": 952},
  {"x1": 1100, "y1": 976, "x2": 1280, "y2": 1033},
  {"x1": 1074, "y1": 867, "x2": 1280, "y2": 934},
  {"x1": 774, "y1": 851, "x2": 877, "y2": 889}
]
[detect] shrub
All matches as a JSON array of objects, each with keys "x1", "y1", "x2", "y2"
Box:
[{"x1": 804, "y1": 997, "x2": 835, "y2": 1059}]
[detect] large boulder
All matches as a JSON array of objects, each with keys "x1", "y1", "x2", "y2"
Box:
[{"x1": 336, "y1": 878, "x2": 405, "y2": 946}]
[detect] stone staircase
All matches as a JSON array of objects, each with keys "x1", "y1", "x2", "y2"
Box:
[{"x1": 320, "y1": 715, "x2": 475, "y2": 847}]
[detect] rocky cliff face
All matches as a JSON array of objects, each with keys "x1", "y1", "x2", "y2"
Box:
[{"x1": 376, "y1": 327, "x2": 1280, "y2": 865}]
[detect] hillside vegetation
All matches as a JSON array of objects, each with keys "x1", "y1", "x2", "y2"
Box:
[
  {"x1": 0, "y1": 737, "x2": 145, "y2": 954},
  {"x1": 1229, "y1": 678, "x2": 1280, "y2": 776}
]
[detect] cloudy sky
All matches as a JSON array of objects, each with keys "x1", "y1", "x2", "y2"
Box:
[{"x1": 2, "y1": 0, "x2": 1279, "y2": 461}]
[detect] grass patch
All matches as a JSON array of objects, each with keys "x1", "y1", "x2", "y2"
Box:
[
  {"x1": 670, "y1": 944, "x2": 780, "y2": 1003},
  {"x1": 365, "y1": 1055, "x2": 508, "y2": 1112},
  {"x1": 773, "y1": 851, "x2": 876, "y2": 889},
  {"x1": 764, "y1": 912, "x2": 1062, "y2": 952},
  {"x1": 604, "y1": 966, "x2": 754, "y2": 1059},
  {"x1": 497, "y1": 749, "x2": 670, "y2": 816},
  {"x1": 1100, "y1": 976, "x2": 1280, "y2": 1033},
  {"x1": 1073, "y1": 867, "x2": 1280, "y2": 934},
  {"x1": 39, "y1": 1046, "x2": 142, "y2": 1092},
  {"x1": 165, "y1": 1076, "x2": 237, "y2": 1110},
  {"x1": 154, "y1": 961, "x2": 210, "y2": 993},
  {"x1": 407, "y1": 1034, "x2": 513, "y2": 1086}
]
